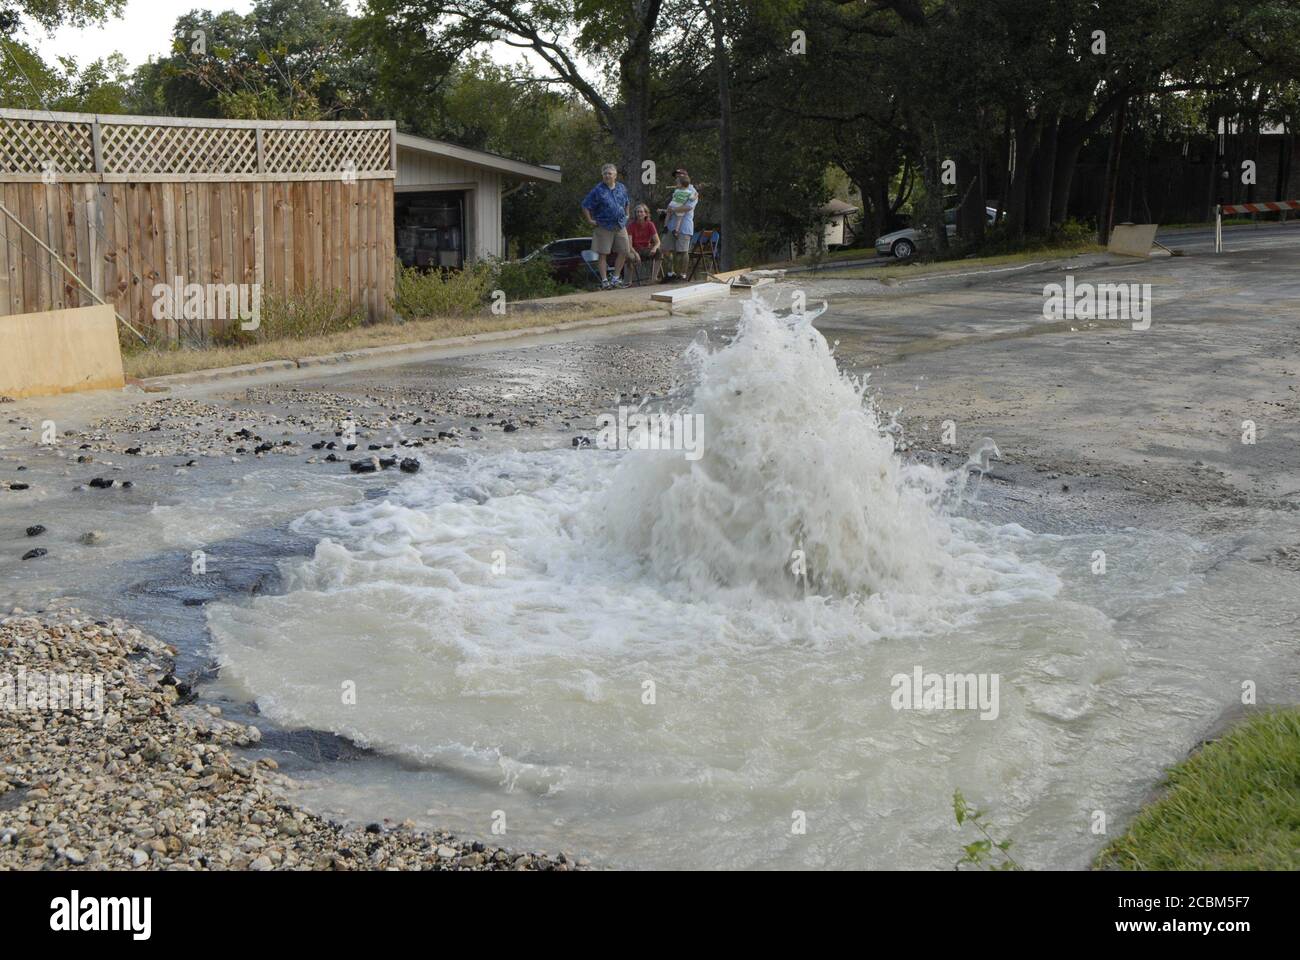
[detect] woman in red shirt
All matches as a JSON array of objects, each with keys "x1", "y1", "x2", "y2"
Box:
[{"x1": 626, "y1": 203, "x2": 662, "y2": 282}]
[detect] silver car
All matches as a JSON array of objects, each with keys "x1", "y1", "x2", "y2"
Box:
[{"x1": 875, "y1": 207, "x2": 1000, "y2": 259}]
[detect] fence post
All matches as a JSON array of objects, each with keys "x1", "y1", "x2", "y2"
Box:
[
  {"x1": 90, "y1": 120, "x2": 104, "y2": 174},
  {"x1": 1215, "y1": 205, "x2": 1222, "y2": 253}
]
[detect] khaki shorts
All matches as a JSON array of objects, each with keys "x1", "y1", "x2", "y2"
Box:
[
  {"x1": 666, "y1": 230, "x2": 692, "y2": 253},
  {"x1": 592, "y1": 226, "x2": 631, "y2": 255}
]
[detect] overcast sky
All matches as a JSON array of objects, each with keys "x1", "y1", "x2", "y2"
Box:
[
  {"x1": 22, "y1": 0, "x2": 531, "y2": 70},
  {"x1": 24, "y1": 0, "x2": 256, "y2": 67}
]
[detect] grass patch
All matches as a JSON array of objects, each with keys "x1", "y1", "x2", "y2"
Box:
[
  {"x1": 1160, "y1": 217, "x2": 1296, "y2": 230},
  {"x1": 1095, "y1": 709, "x2": 1300, "y2": 871},
  {"x1": 123, "y1": 296, "x2": 655, "y2": 379},
  {"x1": 811, "y1": 241, "x2": 1104, "y2": 282}
]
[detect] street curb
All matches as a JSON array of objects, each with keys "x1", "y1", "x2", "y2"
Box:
[
  {"x1": 141, "y1": 308, "x2": 670, "y2": 389},
  {"x1": 145, "y1": 359, "x2": 299, "y2": 385}
]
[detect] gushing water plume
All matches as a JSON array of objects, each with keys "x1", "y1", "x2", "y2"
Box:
[{"x1": 596, "y1": 297, "x2": 968, "y2": 598}]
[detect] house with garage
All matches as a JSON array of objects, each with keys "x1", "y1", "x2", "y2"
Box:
[
  {"x1": 394, "y1": 132, "x2": 560, "y2": 270},
  {"x1": 0, "y1": 107, "x2": 561, "y2": 342}
]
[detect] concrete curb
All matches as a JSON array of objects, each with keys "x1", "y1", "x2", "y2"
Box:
[
  {"x1": 146, "y1": 359, "x2": 299, "y2": 386},
  {"x1": 142, "y1": 308, "x2": 671, "y2": 389}
]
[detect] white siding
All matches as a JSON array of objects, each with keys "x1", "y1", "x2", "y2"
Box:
[{"x1": 395, "y1": 147, "x2": 503, "y2": 261}]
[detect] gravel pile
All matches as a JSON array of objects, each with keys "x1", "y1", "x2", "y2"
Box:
[{"x1": 0, "y1": 608, "x2": 584, "y2": 871}]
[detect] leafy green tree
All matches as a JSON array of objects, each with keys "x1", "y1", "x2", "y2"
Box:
[
  {"x1": 127, "y1": 0, "x2": 379, "y2": 119},
  {"x1": 361, "y1": 0, "x2": 666, "y2": 203}
]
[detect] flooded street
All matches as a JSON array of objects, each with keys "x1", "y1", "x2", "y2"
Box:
[{"x1": 4, "y1": 248, "x2": 1299, "y2": 869}]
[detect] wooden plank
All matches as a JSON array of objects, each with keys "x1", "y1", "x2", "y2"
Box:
[
  {"x1": 0, "y1": 183, "x2": 9, "y2": 317},
  {"x1": 253, "y1": 182, "x2": 264, "y2": 318},
  {"x1": 184, "y1": 182, "x2": 200, "y2": 296},
  {"x1": 279, "y1": 181, "x2": 293, "y2": 297},
  {"x1": 64, "y1": 184, "x2": 82, "y2": 304},
  {"x1": 208, "y1": 182, "x2": 223, "y2": 338},
  {"x1": 330, "y1": 180, "x2": 343, "y2": 295},
  {"x1": 207, "y1": 183, "x2": 221, "y2": 282},
  {"x1": 309, "y1": 179, "x2": 324, "y2": 294},
  {"x1": 359, "y1": 179, "x2": 372, "y2": 318},
  {"x1": 19, "y1": 185, "x2": 39, "y2": 314},
  {"x1": 148, "y1": 183, "x2": 166, "y2": 332},
  {"x1": 649, "y1": 282, "x2": 732, "y2": 305},
  {"x1": 9, "y1": 183, "x2": 24, "y2": 316},
  {"x1": 44, "y1": 184, "x2": 60, "y2": 311},
  {"x1": 84, "y1": 185, "x2": 101, "y2": 307},
  {"x1": 379, "y1": 179, "x2": 394, "y2": 319},
  {"x1": 119, "y1": 184, "x2": 134, "y2": 333},
  {"x1": 292, "y1": 181, "x2": 306, "y2": 293},
  {"x1": 128, "y1": 183, "x2": 144, "y2": 336},
  {"x1": 366, "y1": 178, "x2": 379, "y2": 319},
  {"x1": 265, "y1": 182, "x2": 280, "y2": 297},
  {"x1": 347, "y1": 177, "x2": 359, "y2": 312},
  {"x1": 242, "y1": 183, "x2": 255, "y2": 288},
  {"x1": 0, "y1": 304, "x2": 125, "y2": 399},
  {"x1": 33, "y1": 183, "x2": 50, "y2": 312},
  {"x1": 161, "y1": 182, "x2": 177, "y2": 342},
  {"x1": 221, "y1": 183, "x2": 236, "y2": 331},
  {"x1": 102, "y1": 185, "x2": 123, "y2": 322},
  {"x1": 171, "y1": 177, "x2": 188, "y2": 298},
  {"x1": 74, "y1": 184, "x2": 92, "y2": 307}
]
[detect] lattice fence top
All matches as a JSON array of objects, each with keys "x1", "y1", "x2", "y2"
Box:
[
  {"x1": 0, "y1": 115, "x2": 95, "y2": 175},
  {"x1": 101, "y1": 123, "x2": 259, "y2": 175},
  {"x1": 263, "y1": 128, "x2": 392, "y2": 174},
  {"x1": 0, "y1": 108, "x2": 394, "y2": 182}
]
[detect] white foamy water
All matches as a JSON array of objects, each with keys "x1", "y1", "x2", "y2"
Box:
[{"x1": 208, "y1": 301, "x2": 1300, "y2": 869}]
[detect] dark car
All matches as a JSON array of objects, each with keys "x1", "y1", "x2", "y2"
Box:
[{"x1": 523, "y1": 237, "x2": 594, "y2": 283}]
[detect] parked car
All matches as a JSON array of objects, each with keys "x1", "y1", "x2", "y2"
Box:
[
  {"x1": 874, "y1": 207, "x2": 1000, "y2": 259},
  {"x1": 522, "y1": 237, "x2": 595, "y2": 283}
]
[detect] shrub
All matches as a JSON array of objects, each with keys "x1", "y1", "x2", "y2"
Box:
[
  {"x1": 487, "y1": 255, "x2": 557, "y2": 301},
  {"x1": 1051, "y1": 216, "x2": 1094, "y2": 245},
  {"x1": 214, "y1": 286, "x2": 364, "y2": 346},
  {"x1": 392, "y1": 261, "x2": 493, "y2": 319}
]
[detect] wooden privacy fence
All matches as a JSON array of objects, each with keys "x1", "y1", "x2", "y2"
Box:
[{"x1": 0, "y1": 108, "x2": 397, "y2": 342}]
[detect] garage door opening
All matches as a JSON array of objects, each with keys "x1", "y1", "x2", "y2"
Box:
[{"x1": 396, "y1": 191, "x2": 466, "y2": 270}]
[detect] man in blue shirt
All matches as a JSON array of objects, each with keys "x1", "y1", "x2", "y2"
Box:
[{"x1": 581, "y1": 164, "x2": 631, "y2": 289}]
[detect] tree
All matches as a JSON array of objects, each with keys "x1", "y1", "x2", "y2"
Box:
[
  {"x1": 1, "y1": 0, "x2": 124, "y2": 32},
  {"x1": 128, "y1": 0, "x2": 380, "y2": 120},
  {"x1": 363, "y1": 0, "x2": 666, "y2": 202}
]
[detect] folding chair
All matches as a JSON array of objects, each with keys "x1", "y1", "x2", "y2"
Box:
[
  {"x1": 580, "y1": 249, "x2": 605, "y2": 287},
  {"x1": 686, "y1": 229, "x2": 721, "y2": 280},
  {"x1": 624, "y1": 248, "x2": 660, "y2": 286}
]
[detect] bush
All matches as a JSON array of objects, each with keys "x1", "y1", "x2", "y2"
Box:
[
  {"x1": 214, "y1": 286, "x2": 364, "y2": 346},
  {"x1": 1050, "y1": 217, "x2": 1094, "y2": 245},
  {"x1": 392, "y1": 261, "x2": 494, "y2": 319},
  {"x1": 487, "y1": 255, "x2": 557, "y2": 301}
]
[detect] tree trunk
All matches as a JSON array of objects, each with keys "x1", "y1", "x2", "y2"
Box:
[
  {"x1": 616, "y1": 5, "x2": 658, "y2": 206},
  {"x1": 1006, "y1": 113, "x2": 1037, "y2": 241},
  {"x1": 1098, "y1": 98, "x2": 1127, "y2": 245},
  {"x1": 1028, "y1": 115, "x2": 1058, "y2": 235},
  {"x1": 1049, "y1": 123, "x2": 1083, "y2": 226},
  {"x1": 956, "y1": 150, "x2": 985, "y2": 243},
  {"x1": 925, "y1": 125, "x2": 948, "y2": 254},
  {"x1": 1276, "y1": 124, "x2": 1293, "y2": 202},
  {"x1": 709, "y1": 2, "x2": 735, "y2": 269}
]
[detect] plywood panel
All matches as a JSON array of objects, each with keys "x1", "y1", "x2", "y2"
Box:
[{"x1": 0, "y1": 304, "x2": 124, "y2": 398}]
